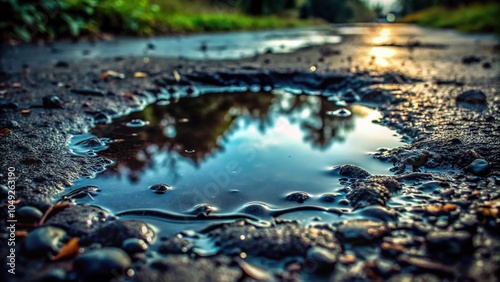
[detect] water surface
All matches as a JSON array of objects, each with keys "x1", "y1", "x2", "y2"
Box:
[{"x1": 68, "y1": 91, "x2": 403, "y2": 233}]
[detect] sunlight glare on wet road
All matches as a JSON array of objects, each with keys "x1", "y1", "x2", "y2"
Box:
[
  {"x1": 371, "y1": 27, "x2": 392, "y2": 44},
  {"x1": 370, "y1": 47, "x2": 396, "y2": 67}
]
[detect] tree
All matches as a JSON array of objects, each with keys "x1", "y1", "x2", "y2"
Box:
[{"x1": 308, "y1": 0, "x2": 354, "y2": 23}]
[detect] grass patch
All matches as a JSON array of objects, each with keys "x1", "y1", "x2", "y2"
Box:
[
  {"x1": 160, "y1": 14, "x2": 313, "y2": 33},
  {"x1": 398, "y1": 3, "x2": 500, "y2": 34},
  {"x1": 1, "y1": 0, "x2": 317, "y2": 42}
]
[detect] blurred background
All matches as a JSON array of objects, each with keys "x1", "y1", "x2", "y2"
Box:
[{"x1": 1, "y1": 0, "x2": 498, "y2": 43}]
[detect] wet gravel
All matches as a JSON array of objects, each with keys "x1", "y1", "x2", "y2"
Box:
[{"x1": 1, "y1": 25, "x2": 499, "y2": 281}]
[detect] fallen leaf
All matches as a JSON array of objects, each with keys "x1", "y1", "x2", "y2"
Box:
[
  {"x1": 11, "y1": 82, "x2": 21, "y2": 88},
  {"x1": 236, "y1": 258, "x2": 272, "y2": 281},
  {"x1": 442, "y1": 203, "x2": 457, "y2": 211},
  {"x1": 173, "y1": 70, "x2": 181, "y2": 82},
  {"x1": 21, "y1": 109, "x2": 30, "y2": 114},
  {"x1": 39, "y1": 200, "x2": 73, "y2": 225},
  {"x1": 123, "y1": 93, "x2": 134, "y2": 99},
  {"x1": 15, "y1": 231, "x2": 28, "y2": 237},
  {"x1": 101, "y1": 70, "x2": 125, "y2": 79},
  {"x1": 133, "y1": 72, "x2": 148, "y2": 78},
  {"x1": 0, "y1": 128, "x2": 11, "y2": 136},
  {"x1": 51, "y1": 237, "x2": 80, "y2": 261}
]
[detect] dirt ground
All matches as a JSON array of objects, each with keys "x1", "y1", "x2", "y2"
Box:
[{"x1": 1, "y1": 24, "x2": 499, "y2": 281}]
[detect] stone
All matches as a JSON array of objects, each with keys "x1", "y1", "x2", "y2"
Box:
[
  {"x1": 456, "y1": 90, "x2": 487, "y2": 104},
  {"x1": 73, "y1": 248, "x2": 132, "y2": 280}
]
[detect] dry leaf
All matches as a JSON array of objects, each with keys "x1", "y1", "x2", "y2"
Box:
[
  {"x1": 133, "y1": 72, "x2": 148, "y2": 78},
  {"x1": 21, "y1": 109, "x2": 30, "y2": 114},
  {"x1": 11, "y1": 82, "x2": 21, "y2": 88},
  {"x1": 236, "y1": 258, "x2": 272, "y2": 281},
  {"x1": 0, "y1": 128, "x2": 11, "y2": 136},
  {"x1": 51, "y1": 237, "x2": 80, "y2": 261},
  {"x1": 123, "y1": 93, "x2": 134, "y2": 99},
  {"x1": 173, "y1": 70, "x2": 181, "y2": 82},
  {"x1": 15, "y1": 231, "x2": 28, "y2": 237},
  {"x1": 101, "y1": 70, "x2": 125, "y2": 79},
  {"x1": 39, "y1": 200, "x2": 72, "y2": 225}
]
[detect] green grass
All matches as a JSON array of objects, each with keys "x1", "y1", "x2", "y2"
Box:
[
  {"x1": 1, "y1": 0, "x2": 317, "y2": 42},
  {"x1": 398, "y1": 3, "x2": 500, "y2": 34},
  {"x1": 159, "y1": 14, "x2": 313, "y2": 33}
]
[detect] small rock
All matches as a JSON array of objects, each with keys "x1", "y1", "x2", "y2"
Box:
[
  {"x1": 465, "y1": 159, "x2": 490, "y2": 176},
  {"x1": 240, "y1": 202, "x2": 271, "y2": 217},
  {"x1": 346, "y1": 179, "x2": 393, "y2": 209},
  {"x1": 126, "y1": 119, "x2": 149, "y2": 127},
  {"x1": 74, "y1": 248, "x2": 132, "y2": 280},
  {"x1": 23, "y1": 226, "x2": 67, "y2": 257},
  {"x1": 149, "y1": 183, "x2": 172, "y2": 194},
  {"x1": 0, "y1": 184, "x2": 9, "y2": 196},
  {"x1": 285, "y1": 191, "x2": 311, "y2": 203},
  {"x1": 354, "y1": 205, "x2": 397, "y2": 222},
  {"x1": 42, "y1": 95, "x2": 64, "y2": 109},
  {"x1": 17, "y1": 206, "x2": 43, "y2": 223},
  {"x1": 456, "y1": 89, "x2": 487, "y2": 104},
  {"x1": 425, "y1": 231, "x2": 473, "y2": 257},
  {"x1": 319, "y1": 193, "x2": 340, "y2": 203},
  {"x1": 188, "y1": 204, "x2": 217, "y2": 217},
  {"x1": 122, "y1": 238, "x2": 149, "y2": 255},
  {"x1": 327, "y1": 108, "x2": 351, "y2": 117},
  {"x1": 335, "y1": 164, "x2": 371, "y2": 179},
  {"x1": 45, "y1": 205, "x2": 115, "y2": 237},
  {"x1": 81, "y1": 220, "x2": 155, "y2": 247},
  {"x1": 462, "y1": 55, "x2": 481, "y2": 64},
  {"x1": 93, "y1": 112, "x2": 112, "y2": 124},
  {"x1": 304, "y1": 246, "x2": 337, "y2": 274},
  {"x1": 158, "y1": 236, "x2": 193, "y2": 254},
  {"x1": 54, "y1": 61, "x2": 69, "y2": 68},
  {"x1": 336, "y1": 220, "x2": 391, "y2": 244}
]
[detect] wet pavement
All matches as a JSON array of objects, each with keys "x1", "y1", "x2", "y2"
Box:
[{"x1": 0, "y1": 24, "x2": 499, "y2": 281}]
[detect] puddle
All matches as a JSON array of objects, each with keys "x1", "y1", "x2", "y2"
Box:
[
  {"x1": 2, "y1": 26, "x2": 341, "y2": 70},
  {"x1": 68, "y1": 91, "x2": 403, "y2": 234}
]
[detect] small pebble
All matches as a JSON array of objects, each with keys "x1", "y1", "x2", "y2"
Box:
[
  {"x1": 74, "y1": 248, "x2": 132, "y2": 280},
  {"x1": 327, "y1": 108, "x2": 352, "y2": 117},
  {"x1": 17, "y1": 206, "x2": 43, "y2": 223},
  {"x1": 42, "y1": 95, "x2": 64, "y2": 109},
  {"x1": 285, "y1": 191, "x2": 310, "y2": 203},
  {"x1": 465, "y1": 159, "x2": 490, "y2": 176},
  {"x1": 122, "y1": 238, "x2": 149, "y2": 255},
  {"x1": 304, "y1": 247, "x2": 337, "y2": 274},
  {"x1": 149, "y1": 184, "x2": 172, "y2": 194},
  {"x1": 456, "y1": 89, "x2": 487, "y2": 104},
  {"x1": 24, "y1": 226, "x2": 66, "y2": 257}
]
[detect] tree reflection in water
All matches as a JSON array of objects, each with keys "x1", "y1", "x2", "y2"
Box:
[{"x1": 92, "y1": 91, "x2": 359, "y2": 183}]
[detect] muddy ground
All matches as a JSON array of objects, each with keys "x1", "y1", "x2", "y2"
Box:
[{"x1": 1, "y1": 25, "x2": 499, "y2": 281}]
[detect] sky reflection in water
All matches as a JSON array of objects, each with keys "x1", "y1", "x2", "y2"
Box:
[{"x1": 70, "y1": 91, "x2": 402, "y2": 216}]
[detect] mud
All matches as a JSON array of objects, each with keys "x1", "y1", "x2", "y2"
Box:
[{"x1": 1, "y1": 25, "x2": 499, "y2": 281}]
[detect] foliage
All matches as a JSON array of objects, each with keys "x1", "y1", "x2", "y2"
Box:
[
  {"x1": 398, "y1": 3, "x2": 500, "y2": 33},
  {"x1": 1, "y1": 0, "x2": 316, "y2": 41},
  {"x1": 398, "y1": 0, "x2": 496, "y2": 15},
  {"x1": 1, "y1": 0, "x2": 161, "y2": 41},
  {"x1": 306, "y1": 0, "x2": 353, "y2": 23},
  {"x1": 241, "y1": 0, "x2": 297, "y2": 16}
]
